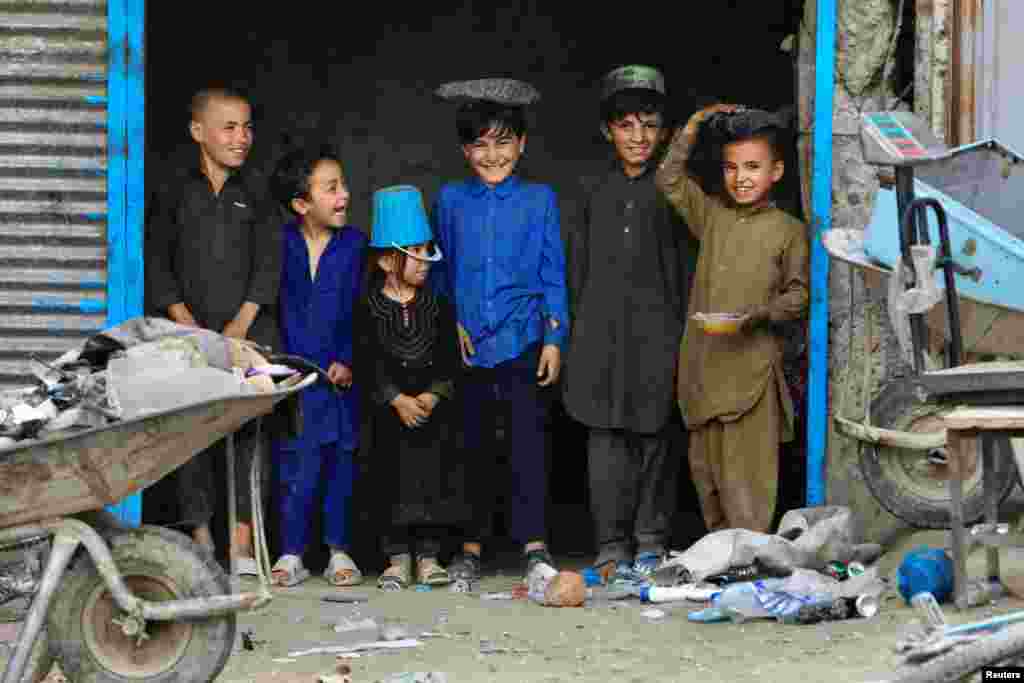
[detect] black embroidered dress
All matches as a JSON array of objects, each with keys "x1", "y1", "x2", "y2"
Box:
[{"x1": 354, "y1": 288, "x2": 468, "y2": 535}]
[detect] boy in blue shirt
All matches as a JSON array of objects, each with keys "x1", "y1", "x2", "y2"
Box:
[{"x1": 431, "y1": 81, "x2": 569, "y2": 581}]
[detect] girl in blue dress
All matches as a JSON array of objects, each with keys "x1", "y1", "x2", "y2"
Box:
[{"x1": 268, "y1": 147, "x2": 367, "y2": 587}]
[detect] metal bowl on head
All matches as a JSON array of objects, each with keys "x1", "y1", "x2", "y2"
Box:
[{"x1": 692, "y1": 312, "x2": 746, "y2": 336}]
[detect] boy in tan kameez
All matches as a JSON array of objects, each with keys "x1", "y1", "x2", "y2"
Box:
[{"x1": 655, "y1": 104, "x2": 809, "y2": 534}]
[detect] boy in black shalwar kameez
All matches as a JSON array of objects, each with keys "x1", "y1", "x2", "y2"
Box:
[{"x1": 563, "y1": 66, "x2": 696, "y2": 581}]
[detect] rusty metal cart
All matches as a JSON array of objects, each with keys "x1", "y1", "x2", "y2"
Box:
[{"x1": 0, "y1": 371, "x2": 316, "y2": 682}]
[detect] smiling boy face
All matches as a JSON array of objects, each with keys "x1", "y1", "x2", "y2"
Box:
[
  {"x1": 190, "y1": 96, "x2": 253, "y2": 175},
  {"x1": 721, "y1": 137, "x2": 784, "y2": 209},
  {"x1": 462, "y1": 127, "x2": 526, "y2": 188},
  {"x1": 293, "y1": 159, "x2": 349, "y2": 229},
  {"x1": 604, "y1": 112, "x2": 666, "y2": 176}
]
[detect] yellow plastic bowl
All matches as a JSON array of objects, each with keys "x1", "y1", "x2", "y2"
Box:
[{"x1": 693, "y1": 313, "x2": 745, "y2": 336}]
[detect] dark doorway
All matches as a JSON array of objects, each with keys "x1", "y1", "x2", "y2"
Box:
[{"x1": 143, "y1": 2, "x2": 808, "y2": 566}]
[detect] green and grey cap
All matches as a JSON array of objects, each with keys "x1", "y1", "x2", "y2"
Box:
[{"x1": 600, "y1": 65, "x2": 666, "y2": 101}]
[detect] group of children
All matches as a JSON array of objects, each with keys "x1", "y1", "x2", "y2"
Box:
[{"x1": 145, "y1": 65, "x2": 809, "y2": 591}]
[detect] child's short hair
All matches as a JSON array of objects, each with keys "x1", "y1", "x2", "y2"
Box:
[
  {"x1": 189, "y1": 86, "x2": 248, "y2": 122},
  {"x1": 455, "y1": 100, "x2": 528, "y2": 145},
  {"x1": 707, "y1": 109, "x2": 791, "y2": 161},
  {"x1": 270, "y1": 145, "x2": 340, "y2": 214},
  {"x1": 600, "y1": 89, "x2": 667, "y2": 126}
]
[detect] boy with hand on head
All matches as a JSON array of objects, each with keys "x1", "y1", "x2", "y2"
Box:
[
  {"x1": 266, "y1": 146, "x2": 366, "y2": 587},
  {"x1": 145, "y1": 87, "x2": 281, "y2": 567},
  {"x1": 655, "y1": 104, "x2": 809, "y2": 534},
  {"x1": 431, "y1": 79, "x2": 570, "y2": 582},
  {"x1": 563, "y1": 66, "x2": 694, "y2": 582}
]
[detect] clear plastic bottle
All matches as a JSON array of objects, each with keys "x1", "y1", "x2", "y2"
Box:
[
  {"x1": 965, "y1": 578, "x2": 1007, "y2": 607},
  {"x1": 710, "y1": 578, "x2": 787, "y2": 622}
]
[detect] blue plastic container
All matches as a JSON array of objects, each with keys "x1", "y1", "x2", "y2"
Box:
[{"x1": 897, "y1": 546, "x2": 954, "y2": 605}]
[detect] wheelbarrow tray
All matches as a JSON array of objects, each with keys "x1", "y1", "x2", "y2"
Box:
[
  {"x1": 823, "y1": 228, "x2": 1024, "y2": 356},
  {"x1": 0, "y1": 373, "x2": 316, "y2": 529}
]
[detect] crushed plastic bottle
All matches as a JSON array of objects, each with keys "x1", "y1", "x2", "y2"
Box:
[
  {"x1": 526, "y1": 561, "x2": 559, "y2": 604},
  {"x1": 965, "y1": 578, "x2": 1007, "y2": 607}
]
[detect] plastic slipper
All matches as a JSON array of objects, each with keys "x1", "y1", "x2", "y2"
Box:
[
  {"x1": 325, "y1": 550, "x2": 364, "y2": 587},
  {"x1": 416, "y1": 556, "x2": 451, "y2": 586},
  {"x1": 235, "y1": 556, "x2": 259, "y2": 577},
  {"x1": 378, "y1": 554, "x2": 412, "y2": 591},
  {"x1": 271, "y1": 554, "x2": 310, "y2": 587}
]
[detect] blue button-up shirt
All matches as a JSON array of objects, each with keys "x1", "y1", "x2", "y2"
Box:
[
  {"x1": 430, "y1": 175, "x2": 569, "y2": 368},
  {"x1": 278, "y1": 221, "x2": 366, "y2": 451}
]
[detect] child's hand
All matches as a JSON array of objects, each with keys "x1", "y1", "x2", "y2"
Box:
[
  {"x1": 740, "y1": 306, "x2": 771, "y2": 333},
  {"x1": 414, "y1": 393, "x2": 439, "y2": 416},
  {"x1": 536, "y1": 345, "x2": 562, "y2": 387},
  {"x1": 392, "y1": 394, "x2": 429, "y2": 428},
  {"x1": 693, "y1": 103, "x2": 741, "y2": 125},
  {"x1": 457, "y1": 322, "x2": 475, "y2": 365},
  {"x1": 328, "y1": 362, "x2": 353, "y2": 389}
]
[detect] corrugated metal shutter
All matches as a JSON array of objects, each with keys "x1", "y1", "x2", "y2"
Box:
[{"x1": 0, "y1": 0, "x2": 108, "y2": 391}]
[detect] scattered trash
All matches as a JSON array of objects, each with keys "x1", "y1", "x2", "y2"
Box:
[
  {"x1": 322, "y1": 592, "x2": 371, "y2": 604},
  {"x1": 910, "y1": 591, "x2": 948, "y2": 630},
  {"x1": 271, "y1": 658, "x2": 297, "y2": 663},
  {"x1": 480, "y1": 591, "x2": 518, "y2": 601},
  {"x1": 414, "y1": 585, "x2": 432, "y2": 593},
  {"x1": 376, "y1": 673, "x2": 448, "y2": 683},
  {"x1": 655, "y1": 506, "x2": 881, "y2": 586},
  {"x1": 479, "y1": 639, "x2": 532, "y2": 656},
  {"x1": 640, "y1": 608, "x2": 666, "y2": 620},
  {"x1": 288, "y1": 639, "x2": 422, "y2": 658},
  {"x1": 317, "y1": 663, "x2": 353, "y2": 683},
  {"x1": 333, "y1": 616, "x2": 381, "y2": 641},
  {"x1": 898, "y1": 546, "x2": 954, "y2": 604},
  {"x1": 240, "y1": 629, "x2": 264, "y2": 651},
  {"x1": 449, "y1": 579, "x2": 475, "y2": 593},
  {"x1": 639, "y1": 583, "x2": 719, "y2": 604},
  {"x1": 380, "y1": 620, "x2": 413, "y2": 642},
  {"x1": 965, "y1": 577, "x2": 1007, "y2": 607}
]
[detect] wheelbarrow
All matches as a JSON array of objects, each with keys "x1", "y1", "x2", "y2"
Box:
[
  {"x1": 0, "y1": 370, "x2": 317, "y2": 682},
  {"x1": 822, "y1": 112, "x2": 1024, "y2": 529}
]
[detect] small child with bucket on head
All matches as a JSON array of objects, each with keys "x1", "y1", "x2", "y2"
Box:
[{"x1": 354, "y1": 185, "x2": 467, "y2": 590}]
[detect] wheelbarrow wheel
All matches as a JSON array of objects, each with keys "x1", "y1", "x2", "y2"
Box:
[
  {"x1": 860, "y1": 378, "x2": 1018, "y2": 529},
  {"x1": 46, "y1": 525, "x2": 236, "y2": 682}
]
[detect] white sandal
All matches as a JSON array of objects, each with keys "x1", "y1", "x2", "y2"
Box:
[
  {"x1": 271, "y1": 554, "x2": 311, "y2": 587},
  {"x1": 325, "y1": 550, "x2": 364, "y2": 587}
]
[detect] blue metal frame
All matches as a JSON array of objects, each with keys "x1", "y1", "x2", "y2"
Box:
[
  {"x1": 806, "y1": 0, "x2": 837, "y2": 506},
  {"x1": 105, "y1": 0, "x2": 146, "y2": 525}
]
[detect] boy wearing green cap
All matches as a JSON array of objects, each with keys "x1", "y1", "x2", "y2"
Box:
[
  {"x1": 430, "y1": 80, "x2": 569, "y2": 581},
  {"x1": 355, "y1": 185, "x2": 465, "y2": 590},
  {"x1": 564, "y1": 66, "x2": 696, "y2": 581}
]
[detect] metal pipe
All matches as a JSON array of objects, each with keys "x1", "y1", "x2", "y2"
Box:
[
  {"x1": 898, "y1": 196, "x2": 930, "y2": 373},
  {"x1": 1, "y1": 533, "x2": 78, "y2": 683},
  {"x1": 140, "y1": 591, "x2": 271, "y2": 621},
  {"x1": 806, "y1": 0, "x2": 838, "y2": 506},
  {"x1": 226, "y1": 431, "x2": 238, "y2": 583}
]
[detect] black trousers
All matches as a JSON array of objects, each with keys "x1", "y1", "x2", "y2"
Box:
[
  {"x1": 588, "y1": 426, "x2": 678, "y2": 565},
  {"x1": 174, "y1": 419, "x2": 265, "y2": 527},
  {"x1": 461, "y1": 344, "x2": 552, "y2": 545}
]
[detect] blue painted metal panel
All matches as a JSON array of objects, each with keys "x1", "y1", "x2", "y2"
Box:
[
  {"x1": 105, "y1": 0, "x2": 145, "y2": 526},
  {"x1": 807, "y1": 0, "x2": 837, "y2": 507}
]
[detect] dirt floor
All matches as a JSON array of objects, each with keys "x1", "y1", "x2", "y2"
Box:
[
  {"x1": 211, "y1": 540, "x2": 1024, "y2": 683},
  {"x1": 7, "y1": 533, "x2": 1023, "y2": 683}
]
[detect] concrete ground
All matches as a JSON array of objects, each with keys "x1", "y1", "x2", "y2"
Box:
[{"x1": 6, "y1": 534, "x2": 1024, "y2": 683}]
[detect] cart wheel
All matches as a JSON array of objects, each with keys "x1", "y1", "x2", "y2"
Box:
[
  {"x1": 46, "y1": 525, "x2": 236, "y2": 683},
  {"x1": 0, "y1": 627, "x2": 54, "y2": 682},
  {"x1": 860, "y1": 378, "x2": 1019, "y2": 528}
]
